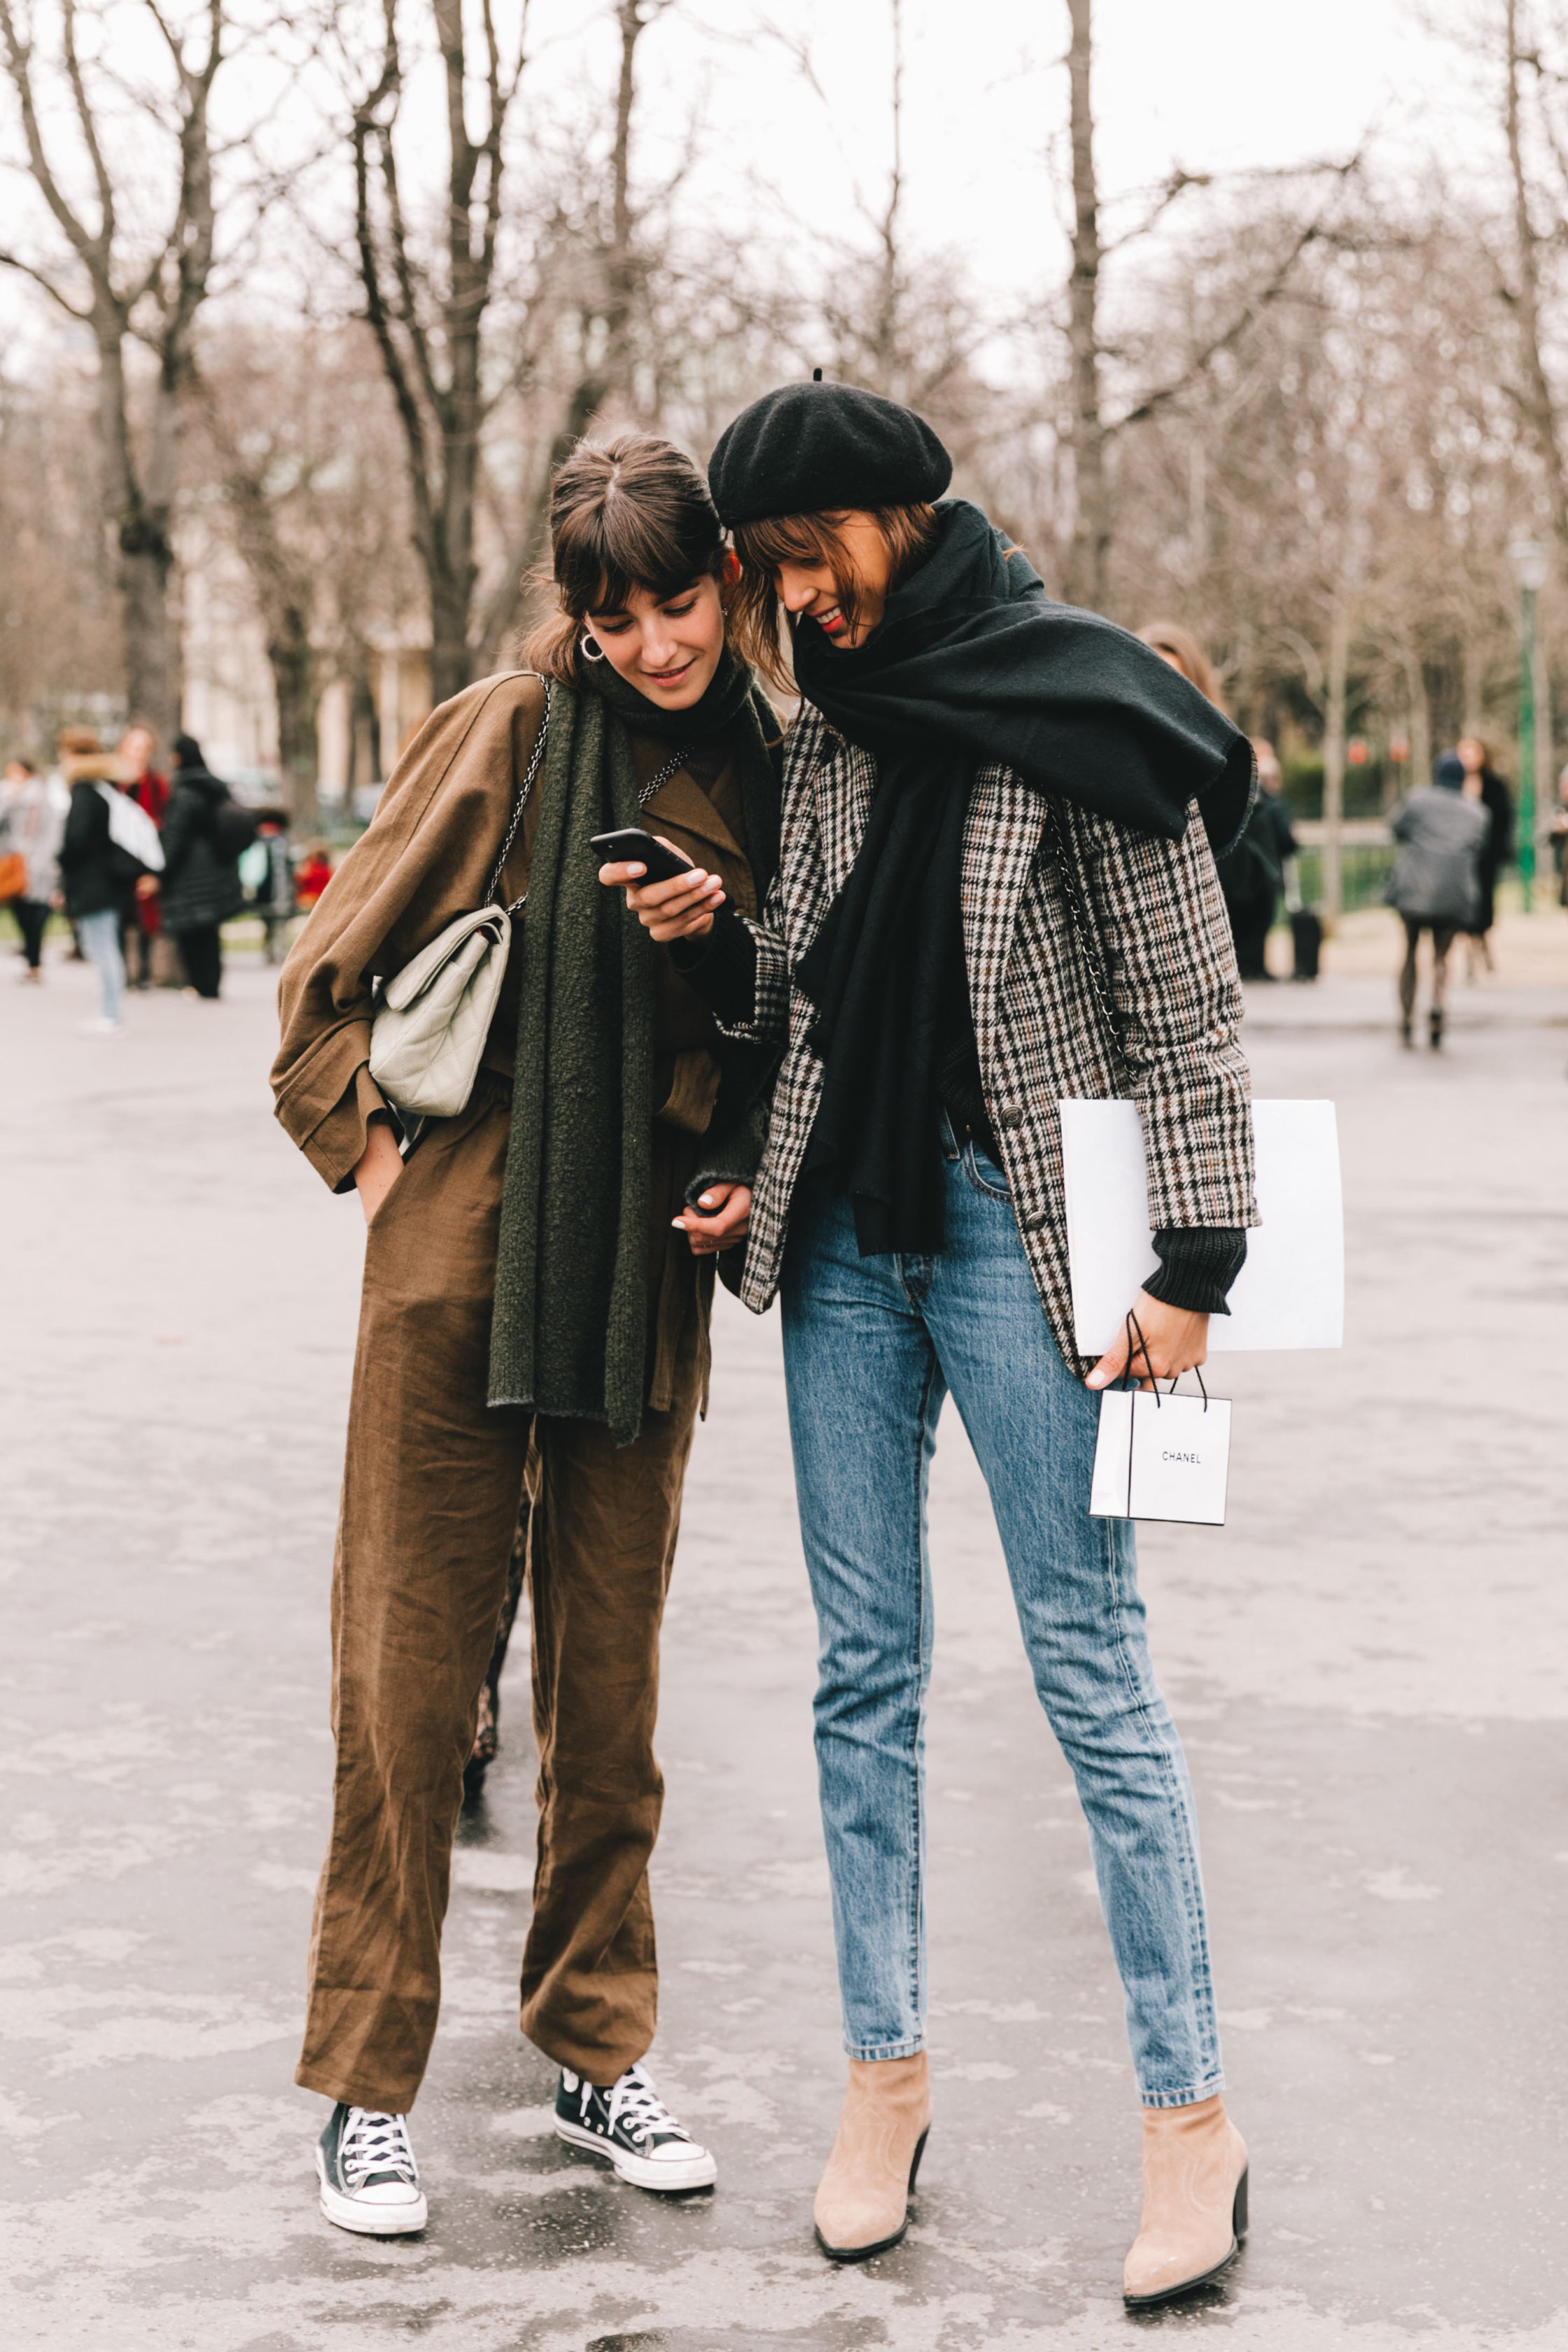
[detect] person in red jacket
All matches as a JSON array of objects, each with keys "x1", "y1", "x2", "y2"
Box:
[
  {"x1": 118, "y1": 724, "x2": 171, "y2": 988},
  {"x1": 293, "y1": 843, "x2": 333, "y2": 909}
]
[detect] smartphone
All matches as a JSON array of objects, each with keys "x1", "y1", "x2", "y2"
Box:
[{"x1": 591, "y1": 827, "x2": 699, "y2": 886}]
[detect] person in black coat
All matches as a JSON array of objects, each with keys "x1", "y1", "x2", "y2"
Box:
[
  {"x1": 1455, "y1": 735, "x2": 1514, "y2": 965},
  {"x1": 1226, "y1": 738, "x2": 1296, "y2": 979},
  {"x1": 1138, "y1": 621, "x2": 1282, "y2": 979},
  {"x1": 158, "y1": 734, "x2": 250, "y2": 998}
]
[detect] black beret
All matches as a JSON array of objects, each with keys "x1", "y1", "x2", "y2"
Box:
[{"x1": 708, "y1": 379, "x2": 953, "y2": 527}]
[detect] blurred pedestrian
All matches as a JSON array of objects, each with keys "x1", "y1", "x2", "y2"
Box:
[
  {"x1": 293, "y1": 841, "x2": 333, "y2": 909},
  {"x1": 1455, "y1": 735, "x2": 1513, "y2": 973},
  {"x1": 116, "y1": 722, "x2": 171, "y2": 990},
  {"x1": 1, "y1": 756, "x2": 63, "y2": 982},
  {"x1": 1236, "y1": 738, "x2": 1296, "y2": 978},
  {"x1": 56, "y1": 727, "x2": 160, "y2": 1033},
  {"x1": 159, "y1": 734, "x2": 254, "y2": 998},
  {"x1": 1387, "y1": 752, "x2": 1490, "y2": 1049},
  {"x1": 241, "y1": 808, "x2": 298, "y2": 963},
  {"x1": 1549, "y1": 765, "x2": 1568, "y2": 907},
  {"x1": 1139, "y1": 621, "x2": 1276, "y2": 976}
]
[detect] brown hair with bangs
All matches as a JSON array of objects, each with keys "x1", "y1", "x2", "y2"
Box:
[
  {"x1": 727, "y1": 505, "x2": 941, "y2": 694},
  {"x1": 520, "y1": 432, "x2": 726, "y2": 687}
]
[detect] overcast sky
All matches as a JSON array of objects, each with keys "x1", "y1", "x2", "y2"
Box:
[
  {"x1": 589, "y1": 0, "x2": 1476, "y2": 302},
  {"x1": 0, "y1": 0, "x2": 1487, "y2": 346}
]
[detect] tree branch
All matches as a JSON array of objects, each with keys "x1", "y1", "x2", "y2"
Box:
[{"x1": 0, "y1": 244, "x2": 91, "y2": 318}]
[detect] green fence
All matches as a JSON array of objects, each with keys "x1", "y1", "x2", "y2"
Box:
[{"x1": 1291, "y1": 846, "x2": 1396, "y2": 915}]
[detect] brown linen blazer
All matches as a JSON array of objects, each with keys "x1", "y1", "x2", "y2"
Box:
[
  {"x1": 272, "y1": 670, "x2": 760, "y2": 1197},
  {"x1": 273, "y1": 673, "x2": 547, "y2": 1191}
]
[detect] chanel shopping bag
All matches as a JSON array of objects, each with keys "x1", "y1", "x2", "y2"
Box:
[
  {"x1": 1088, "y1": 1331, "x2": 1231, "y2": 1527},
  {"x1": 1088, "y1": 1386, "x2": 1231, "y2": 1524}
]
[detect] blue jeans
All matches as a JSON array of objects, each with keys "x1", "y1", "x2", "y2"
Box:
[
  {"x1": 779, "y1": 1131, "x2": 1222, "y2": 2108},
  {"x1": 78, "y1": 907, "x2": 125, "y2": 1024}
]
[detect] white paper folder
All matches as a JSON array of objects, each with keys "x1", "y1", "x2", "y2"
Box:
[{"x1": 1060, "y1": 1098, "x2": 1343, "y2": 1354}]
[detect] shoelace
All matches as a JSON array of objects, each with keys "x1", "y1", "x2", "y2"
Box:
[
  {"x1": 342, "y1": 2107, "x2": 418, "y2": 2190},
  {"x1": 604, "y1": 2064, "x2": 690, "y2": 2147}
]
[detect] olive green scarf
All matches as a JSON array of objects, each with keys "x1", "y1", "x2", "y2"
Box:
[{"x1": 487, "y1": 655, "x2": 778, "y2": 1443}]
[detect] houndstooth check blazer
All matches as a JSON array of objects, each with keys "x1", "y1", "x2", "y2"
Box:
[{"x1": 718, "y1": 702, "x2": 1258, "y2": 1367}]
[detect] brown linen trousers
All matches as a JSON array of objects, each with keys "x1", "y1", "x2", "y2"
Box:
[{"x1": 273, "y1": 673, "x2": 760, "y2": 2112}]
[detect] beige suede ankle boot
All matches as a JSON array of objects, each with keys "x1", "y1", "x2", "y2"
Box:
[
  {"x1": 813, "y1": 2052, "x2": 931, "y2": 2262},
  {"x1": 1123, "y1": 2093, "x2": 1248, "y2": 2307}
]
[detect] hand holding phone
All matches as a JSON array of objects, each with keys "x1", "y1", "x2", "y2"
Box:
[
  {"x1": 594, "y1": 827, "x2": 726, "y2": 943},
  {"x1": 589, "y1": 827, "x2": 698, "y2": 886}
]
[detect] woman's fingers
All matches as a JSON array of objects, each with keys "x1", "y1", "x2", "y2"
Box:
[
  {"x1": 673, "y1": 1181, "x2": 753, "y2": 1255},
  {"x1": 598, "y1": 859, "x2": 722, "y2": 941},
  {"x1": 1086, "y1": 1296, "x2": 1209, "y2": 1390},
  {"x1": 597, "y1": 860, "x2": 724, "y2": 916}
]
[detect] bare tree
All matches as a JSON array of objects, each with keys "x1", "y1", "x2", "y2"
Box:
[
  {"x1": 349, "y1": 0, "x2": 685, "y2": 700},
  {"x1": 472, "y1": 0, "x2": 682, "y2": 672},
  {"x1": 0, "y1": 0, "x2": 229, "y2": 738},
  {"x1": 193, "y1": 321, "x2": 424, "y2": 818},
  {"x1": 1057, "y1": 0, "x2": 1355, "y2": 615},
  {"x1": 0, "y1": 361, "x2": 120, "y2": 746},
  {"x1": 349, "y1": 0, "x2": 532, "y2": 705},
  {"x1": 1500, "y1": 0, "x2": 1568, "y2": 545},
  {"x1": 1061, "y1": 0, "x2": 1107, "y2": 608}
]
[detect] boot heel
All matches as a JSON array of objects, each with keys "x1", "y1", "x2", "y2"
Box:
[
  {"x1": 907, "y1": 2127, "x2": 930, "y2": 2193},
  {"x1": 1232, "y1": 2164, "x2": 1249, "y2": 2242}
]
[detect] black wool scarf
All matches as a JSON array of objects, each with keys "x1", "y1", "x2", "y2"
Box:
[
  {"x1": 792, "y1": 498, "x2": 1253, "y2": 1258},
  {"x1": 487, "y1": 650, "x2": 779, "y2": 1445}
]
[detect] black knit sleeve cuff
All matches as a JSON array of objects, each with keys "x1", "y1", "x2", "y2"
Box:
[
  {"x1": 666, "y1": 904, "x2": 758, "y2": 1029},
  {"x1": 1144, "y1": 1228, "x2": 1247, "y2": 1315}
]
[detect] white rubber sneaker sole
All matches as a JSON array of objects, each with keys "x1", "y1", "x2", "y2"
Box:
[
  {"x1": 553, "y1": 2114, "x2": 717, "y2": 2192},
  {"x1": 316, "y1": 2148, "x2": 428, "y2": 2235}
]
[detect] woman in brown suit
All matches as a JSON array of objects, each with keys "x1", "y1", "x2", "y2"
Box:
[{"x1": 272, "y1": 435, "x2": 780, "y2": 2235}]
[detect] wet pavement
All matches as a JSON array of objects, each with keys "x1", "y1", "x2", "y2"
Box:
[{"x1": 3, "y1": 946, "x2": 1566, "y2": 2350}]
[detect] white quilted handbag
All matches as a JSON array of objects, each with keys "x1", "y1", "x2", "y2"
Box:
[{"x1": 368, "y1": 682, "x2": 549, "y2": 1121}]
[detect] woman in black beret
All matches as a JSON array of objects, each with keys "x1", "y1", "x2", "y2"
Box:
[{"x1": 602, "y1": 381, "x2": 1259, "y2": 2304}]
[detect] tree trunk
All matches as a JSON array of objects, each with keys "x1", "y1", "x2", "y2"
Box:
[
  {"x1": 1504, "y1": 0, "x2": 1568, "y2": 550},
  {"x1": 429, "y1": 573, "x2": 475, "y2": 709},
  {"x1": 472, "y1": 6, "x2": 659, "y2": 675},
  {"x1": 604, "y1": 1, "x2": 640, "y2": 393},
  {"x1": 348, "y1": 653, "x2": 382, "y2": 794},
  {"x1": 475, "y1": 373, "x2": 607, "y2": 675},
  {"x1": 354, "y1": 0, "x2": 531, "y2": 705},
  {"x1": 1533, "y1": 629, "x2": 1553, "y2": 877},
  {"x1": 1322, "y1": 596, "x2": 1351, "y2": 919},
  {"x1": 93, "y1": 318, "x2": 177, "y2": 739},
  {"x1": 267, "y1": 612, "x2": 318, "y2": 829},
  {"x1": 1396, "y1": 645, "x2": 1430, "y2": 807},
  {"x1": 1063, "y1": 0, "x2": 1109, "y2": 612}
]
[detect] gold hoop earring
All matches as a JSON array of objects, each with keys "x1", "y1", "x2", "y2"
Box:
[{"x1": 579, "y1": 631, "x2": 606, "y2": 664}]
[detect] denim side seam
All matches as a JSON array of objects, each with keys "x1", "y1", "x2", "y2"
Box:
[
  {"x1": 1100, "y1": 1512, "x2": 1222, "y2": 2096},
  {"x1": 904, "y1": 1351, "x2": 943, "y2": 2054}
]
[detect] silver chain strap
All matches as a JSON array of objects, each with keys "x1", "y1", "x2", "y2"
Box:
[
  {"x1": 1044, "y1": 794, "x2": 1128, "y2": 1072},
  {"x1": 637, "y1": 743, "x2": 696, "y2": 807},
  {"x1": 484, "y1": 680, "x2": 552, "y2": 916}
]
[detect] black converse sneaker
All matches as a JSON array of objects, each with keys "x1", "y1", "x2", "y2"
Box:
[
  {"x1": 554, "y1": 2062, "x2": 717, "y2": 2192},
  {"x1": 316, "y1": 2104, "x2": 428, "y2": 2235}
]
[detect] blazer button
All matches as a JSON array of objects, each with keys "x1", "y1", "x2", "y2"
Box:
[{"x1": 997, "y1": 1104, "x2": 1026, "y2": 1129}]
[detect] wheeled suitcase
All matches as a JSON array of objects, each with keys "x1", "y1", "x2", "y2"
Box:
[{"x1": 1289, "y1": 907, "x2": 1322, "y2": 981}]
